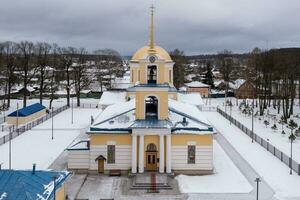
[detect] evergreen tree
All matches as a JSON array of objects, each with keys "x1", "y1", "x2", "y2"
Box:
[{"x1": 203, "y1": 61, "x2": 214, "y2": 89}]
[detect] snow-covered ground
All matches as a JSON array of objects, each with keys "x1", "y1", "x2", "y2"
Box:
[
  {"x1": 205, "y1": 111, "x2": 300, "y2": 200},
  {"x1": 0, "y1": 107, "x2": 101, "y2": 170},
  {"x1": 214, "y1": 97, "x2": 300, "y2": 164},
  {"x1": 176, "y1": 140, "x2": 252, "y2": 193}
]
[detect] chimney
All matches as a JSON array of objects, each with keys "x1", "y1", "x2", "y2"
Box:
[{"x1": 32, "y1": 163, "x2": 36, "y2": 174}]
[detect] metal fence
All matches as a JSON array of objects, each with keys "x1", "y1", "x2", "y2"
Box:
[
  {"x1": 0, "y1": 105, "x2": 69, "y2": 145},
  {"x1": 70, "y1": 103, "x2": 99, "y2": 109},
  {"x1": 217, "y1": 107, "x2": 300, "y2": 175}
]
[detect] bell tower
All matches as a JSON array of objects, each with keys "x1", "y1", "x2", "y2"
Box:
[{"x1": 128, "y1": 5, "x2": 177, "y2": 120}]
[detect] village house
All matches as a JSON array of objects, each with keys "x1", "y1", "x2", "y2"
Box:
[{"x1": 184, "y1": 81, "x2": 210, "y2": 98}]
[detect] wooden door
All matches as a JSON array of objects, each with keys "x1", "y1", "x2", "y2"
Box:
[
  {"x1": 98, "y1": 160, "x2": 104, "y2": 173},
  {"x1": 146, "y1": 152, "x2": 157, "y2": 171}
]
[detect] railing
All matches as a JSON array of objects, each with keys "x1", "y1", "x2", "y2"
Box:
[
  {"x1": 70, "y1": 103, "x2": 99, "y2": 109},
  {"x1": 0, "y1": 105, "x2": 69, "y2": 145},
  {"x1": 217, "y1": 107, "x2": 300, "y2": 175}
]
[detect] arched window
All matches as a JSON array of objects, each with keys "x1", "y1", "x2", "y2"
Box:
[
  {"x1": 147, "y1": 143, "x2": 157, "y2": 152},
  {"x1": 147, "y1": 65, "x2": 157, "y2": 84},
  {"x1": 145, "y1": 96, "x2": 158, "y2": 119}
]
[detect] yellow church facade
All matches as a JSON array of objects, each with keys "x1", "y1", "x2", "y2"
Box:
[{"x1": 67, "y1": 8, "x2": 214, "y2": 175}]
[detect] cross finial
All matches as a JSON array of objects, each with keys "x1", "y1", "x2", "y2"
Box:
[{"x1": 149, "y1": 5, "x2": 155, "y2": 49}]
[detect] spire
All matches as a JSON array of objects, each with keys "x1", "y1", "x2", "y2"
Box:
[{"x1": 149, "y1": 5, "x2": 155, "y2": 49}]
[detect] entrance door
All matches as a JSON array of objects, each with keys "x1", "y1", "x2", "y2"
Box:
[
  {"x1": 146, "y1": 152, "x2": 157, "y2": 171},
  {"x1": 98, "y1": 160, "x2": 104, "y2": 173}
]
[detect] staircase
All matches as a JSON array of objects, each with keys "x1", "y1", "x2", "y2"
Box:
[{"x1": 130, "y1": 173, "x2": 172, "y2": 192}]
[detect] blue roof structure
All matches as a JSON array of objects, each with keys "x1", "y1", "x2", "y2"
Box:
[
  {"x1": 0, "y1": 169, "x2": 71, "y2": 200},
  {"x1": 8, "y1": 103, "x2": 46, "y2": 117}
]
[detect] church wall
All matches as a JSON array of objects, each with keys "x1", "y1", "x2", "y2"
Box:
[
  {"x1": 89, "y1": 145, "x2": 132, "y2": 170},
  {"x1": 68, "y1": 150, "x2": 90, "y2": 169},
  {"x1": 171, "y1": 145, "x2": 213, "y2": 170},
  {"x1": 88, "y1": 134, "x2": 132, "y2": 170},
  {"x1": 171, "y1": 134, "x2": 213, "y2": 146},
  {"x1": 90, "y1": 134, "x2": 132, "y2": 145},
  {"x1": 171, "y1": 134, "x2": 213, "y2": 170}
]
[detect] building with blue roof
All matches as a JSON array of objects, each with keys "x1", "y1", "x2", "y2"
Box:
[
  {"x1": 0, "y1": 169, "x2": 71, "y2": 200},
  {"x1": 7, "y1": 103, "x2": 46, "y2": 125}
]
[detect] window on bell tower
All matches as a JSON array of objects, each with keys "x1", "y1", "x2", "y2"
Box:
[{"x1": 147, "y1": 65, "x2": 157, "y2": 84}]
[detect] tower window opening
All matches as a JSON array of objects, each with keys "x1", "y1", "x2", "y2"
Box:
[
  {"x1": 145, "y1": 96, "x2": 158, "y2": 119},
  {"x1": 147, "y1": 65, "x2": 157, "y2": 84}
]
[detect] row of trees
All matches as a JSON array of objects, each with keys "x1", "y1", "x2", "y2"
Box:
[
  {"x1": 0, "y1": 41, "x2": 122, "y2": 109},
  {"x1": 247, "y1": 48, "x2": 300, "y2": 121}
]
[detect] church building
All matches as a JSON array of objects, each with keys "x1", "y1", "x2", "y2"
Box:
[{"x1": 67, "y1": 7, "x2": 215, "y2": 175}]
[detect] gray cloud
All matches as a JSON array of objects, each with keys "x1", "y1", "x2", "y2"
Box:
[{"x1": 0, "y1": 0, "x2": 300, "y2": 55}]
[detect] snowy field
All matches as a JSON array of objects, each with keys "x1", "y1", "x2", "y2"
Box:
[
  {"x1": 218, "y1": 103, "x2": 300, "y2": 164},
  {"x1": 205, "y1": 111, "x2": 300, "y2": 200},
  {"x1": 176, "y1": 140, "x2": 252, "y2": 193},
  {"x1": 0, "y1": 107, "x2": 101, "y2": 170}
]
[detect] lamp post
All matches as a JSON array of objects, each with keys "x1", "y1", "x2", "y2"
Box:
[
  {"x1": 51, "y1": 107, "x2": 54, "y2": 140},
  {"x1": 251, "y1": 104, "x2": 254, "y2": 143},
  {"x1": 289, "y1": 133, "x2": 295, "y2": 175},
  {"x1": 255, "y1": 177, "x2": 261, "y2": 200},
  {"x1": 71, "y1": 97, "x2": 74, "y2": 124}
]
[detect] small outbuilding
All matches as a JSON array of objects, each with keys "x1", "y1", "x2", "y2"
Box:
[
  {"x1": 0, "y1": 169, "x2": 71, "y2": 200},
  {"x1": 185, "y1": 81, "x2": 210, "y2": 97},
  {"x1": 7, "y1": 103, "x2": 46, "y2": 125},
  {"x1": 234, "y1": 80, "x2": 256, "y2": 99}
]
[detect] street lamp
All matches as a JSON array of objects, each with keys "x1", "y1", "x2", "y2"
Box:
[
  {"x1": 71, "y1": 97, "x2": 74, "y2": 124},
  {"x1": 255, "y1": 177, "x2": 261, "y2": 200},
  {"x1": 289, "y1": 133, "x2": 296, "y2": 175},
  {"x1": 251, "y1": 102, "x2": 254, "y2": 143},
  {"x1": 51, "y1": 107, "x2": 54, "y2": 140}
]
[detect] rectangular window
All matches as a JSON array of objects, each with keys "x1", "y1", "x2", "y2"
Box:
[
  {"x1": 138, "y1": 70, "x2": 140, "y2": 81},
  {"x1": 187, "y1": 145, "x2": 196, "y2": 164},
  {"x1": 131, "y1": 70, "x2": 133, "y2": 82},
  {"x1": 107, "y1": 145, "x2": 115, "y2": 164},
  {"x1": 169, "y1": 70, "x2": 172, "y2": 83}
]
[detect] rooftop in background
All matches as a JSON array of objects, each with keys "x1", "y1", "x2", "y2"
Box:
[
  {"x1": 8, "y1": 103, "x2": 46, "y2": 117},
  {"x1": 0, "y1": 169, "x2": 71, "y2": 200},
  {"x1": 185, "y1": 81, "x2": 210, "y2": 88},
  {"x1": 98, "y1": 91, "x2": 126, "y2": 106}
]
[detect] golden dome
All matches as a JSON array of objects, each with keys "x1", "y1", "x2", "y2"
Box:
[{"x1": 131, "y1": 45, "x2": 172, "y2": 61}]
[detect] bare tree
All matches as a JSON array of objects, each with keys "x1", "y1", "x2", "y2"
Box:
[
  {"x1": 73, "y1": 48, "x2": 92, "y2": 106},
  {"x1": 35, "y1": 42, "x2": 51, "y2": 105}
]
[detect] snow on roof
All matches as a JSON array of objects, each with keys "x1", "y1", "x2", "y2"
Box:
[
  {"x1": 94, "y1": 99, "x2": 135, "y2": 125},
  {"x1": 0, "y1": 170, "x2": 70, "y2": 200},
  {"x1": 185, "y1": 81, "x2": 210, "y2": 88},
  {"x1": 68, "y1": 139, "x2": 90, "y2": 150},
  {"x1": 177, "y1": 93, "x2": 204, "y2": 106},
  {"x1": 168, "y1": 99, "x2": 211, "y2": 126},
  {"x1": 230, "y1": 79, "x2": 246, "y2": 90},
  {"x1": 90, "y1": 98, "x2": 213, "y2": 134},
  {"x1": 8, "y1": 103, "x2": 46, "y2": 117},
  {"x1": 98, "y1": 91, "x2": 126, "y2": 105}
]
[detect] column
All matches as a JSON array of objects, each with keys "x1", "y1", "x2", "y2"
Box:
[
  {"x1": 159, "y1": 134, "x2": 165, "y2": 173},
  {"x1": 131, "y1": 135, "x2": 137, "y2": 173},
  {"x1": 138, "y1": 135, "x2": 144, "y2": 173},
  {"x1": 166, "y1": 134, "x2": 172, "y2": 173}
]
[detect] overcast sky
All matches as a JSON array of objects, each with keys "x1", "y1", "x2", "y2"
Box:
[{"x1": 0, "y1": 0, "x2": 300, "y2": 55}]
